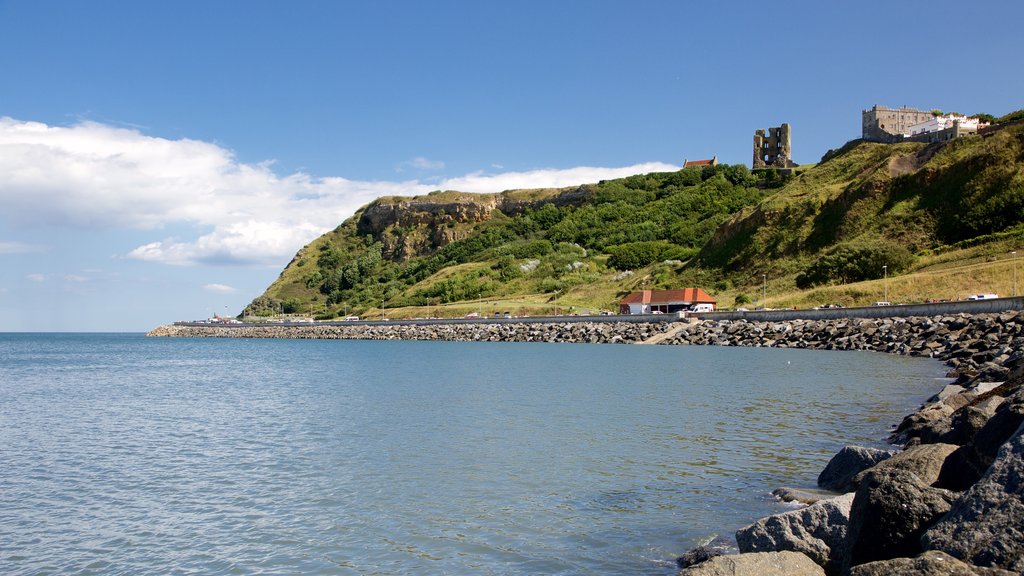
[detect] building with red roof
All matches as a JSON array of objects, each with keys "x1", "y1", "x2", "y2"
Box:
[
  {"x1": 683, "y1": 156, "x2": 718, "y2": 168},
  {"x1": 618, "y1": 288, "x2": 717, "y2": 315}
]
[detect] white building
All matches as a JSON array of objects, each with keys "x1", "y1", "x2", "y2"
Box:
[{"x1": 905, "y1": 114, "x2": 989, "y2": 137}]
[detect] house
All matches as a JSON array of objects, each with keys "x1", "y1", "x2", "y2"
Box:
[
  {"x1": 683, "y1": 156, "x2": 718, "y2": 168},
  {"x1": 618, "y1": 288, "x2": 717, "y2": 315}
]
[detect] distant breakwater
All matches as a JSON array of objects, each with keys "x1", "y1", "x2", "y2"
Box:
[{"x1": 149, "y1": 311, "x2": 1023, "y2": 377}]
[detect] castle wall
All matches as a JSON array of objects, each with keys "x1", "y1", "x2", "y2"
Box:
[
  {"x1": 753, "y1": 123, "x2": 793, "y2": 168},
  {"x1": 862, "y1": 105, "x2": 934, "y2": 142}
]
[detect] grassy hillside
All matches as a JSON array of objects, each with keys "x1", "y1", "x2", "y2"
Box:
[{"x1": 243, "y1": 120, "x2": 1024, "y2": 320}]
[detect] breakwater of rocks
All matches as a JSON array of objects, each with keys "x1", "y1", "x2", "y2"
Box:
[
  {"x1": 147, "y1": 320, "x2": 667, "y2": 344},
  {"x1": 150, "y1": 311, "x2": 1024, "y2": 574}
]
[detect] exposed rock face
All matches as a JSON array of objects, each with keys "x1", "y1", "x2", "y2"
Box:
[
  {"x1": 354, "y1": 187, "x2": 594, "y2": 260},
  {"x1": 816, "y1": 446, "x2": 893, "y2": 493},
  {"x1": 841, "y1": 469, "x2": 958, "y2": 571},
  {"x1": 678, "y1": 551, "x2": 824, "y2": 576},
  {"x1": 849, "y1": 550, "x2": 1017, "y2": 576},
  {"x1": 735, "y1": 492, "x2": 854, "y2": 573},
  {"x1": 923, "y1": 422, "x2": 1024, "y2": 572}
]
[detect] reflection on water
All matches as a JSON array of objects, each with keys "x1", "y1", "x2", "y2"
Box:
[{"x1": 0, "y1": 334, "x2": 944, "y2": 575}]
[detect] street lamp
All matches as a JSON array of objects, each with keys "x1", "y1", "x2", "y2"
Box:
[
  {"x1": 762, "y1": 274, "x2": 766, "y2": 306},
  {"x1": 382, "y1": 299, "x2": 386, "y2": 321},
  {"x1": 1012, "y1": 251, "x2": 1018, "y2": 296},
  {"x1": 883, "y1": 265, "x2": 888, "y2": 302}
]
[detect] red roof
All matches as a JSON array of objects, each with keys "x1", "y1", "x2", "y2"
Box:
[
  {"x1": 619, "y1": 288, "x2": 716, "y2": 305},
  {"x1": 683, "y1": 159, "x2": 715, "y2": 167}
]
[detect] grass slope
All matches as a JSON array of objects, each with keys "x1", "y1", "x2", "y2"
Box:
[{"x1": 243, "y1": 123, "x2": 1024, "y2": 320}]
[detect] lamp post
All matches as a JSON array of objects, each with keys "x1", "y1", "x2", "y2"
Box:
[
  {"x1": 382, "y1": 299, "x2": 386, "y2": 322},
  {"x1": 1013, "y1": 251, "x2": 1018, "y2": 296},
  {"x1": 762, "y1": 274, "x2": 766, "y2": 306},
  {"x1": 883, "y1": 265, "x2": 888, "y2": 302}
]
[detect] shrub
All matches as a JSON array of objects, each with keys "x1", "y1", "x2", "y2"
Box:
[
  {"x1": 796, "y1": 240, "x2": 915, "y2": 288},
  {"x1": 606, "y1": 241, "x2": 680, "y2": 270}
]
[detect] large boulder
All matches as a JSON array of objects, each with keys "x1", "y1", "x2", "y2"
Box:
[
  {"x1": 922, "y1": 422, "x2": 1024, "y2": 572},
  {"x1": 816, "y1": 446, "x2": 893, "y2": 492},
  {"x1": 735, "y1": 493, "x2": 853, "y2": 573},
  {"x1": 939, "y1": 390, "x2": 1024, "y2": 490},
  {"x1": 941, "y1": 396, "x2": 1005, "y2": 446},
  {"x1": 849, "y1": 550, "x2": 1017, "y2": 575},
  {"x1": 841, "y1": 469, "x2": 958, "y2": 571},
  {"x1": 851, "y1": 443, "x2": 958, "y2": 488},
  {"x1": 678, "y1": 551, "x2": 824, "y2": 575}
]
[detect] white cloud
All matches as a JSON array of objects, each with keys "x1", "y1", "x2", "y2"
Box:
[
  {"x1": 26, "y1": 273, "x2": 46, "y2": 282},
  {"x1": 0, "y1": 241, "x2": 47, "y2": 254},
  {"x1": 397, "y1": 156, "x2": 445, "y2": 172},
  {"x1": 437, "y1": 163, "x2": 678, "y2": 193},
  {"x1": 0, "y1": 117, "x2": 679, "y2": 267},
  {"x1": 203, "y1": 283, "x2": 238, "y2": 294}
]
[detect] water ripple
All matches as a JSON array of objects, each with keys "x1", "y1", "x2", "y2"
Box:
[{"x1": 0, "y1": 334, "x2": 944, "y2": 575}]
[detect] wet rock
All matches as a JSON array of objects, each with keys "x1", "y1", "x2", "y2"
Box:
[
  {"x1": 771, "y1": 487, "x2": 843, "y2": 505},
  {"x1": 817, "y1": 446, "x2": 894, "y2": 492},
  {"x1": 678, "y1": 551, "x2": 824, "y2": 575},
  {"x1": 735, "y1": 492, "x2": 854, "y2": 572},
  {"x1": 677, "y1": 537, "x2": 734, "y2": 569}
]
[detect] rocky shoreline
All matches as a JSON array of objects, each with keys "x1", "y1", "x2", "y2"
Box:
[{"x1": 150, "y1": 311, "x2": 1024, "y2": 574}]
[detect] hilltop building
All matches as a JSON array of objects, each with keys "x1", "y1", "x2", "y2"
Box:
[
  {"x1": 753, "y1": 123, "x2": 797, "y2": 169},
  {"x1": 862, "y1": 105, "x2": 990, "y2": 143},
  {"x1": 618, "y1": 288, "x2": 716, "y2": 315},
  {"x1": 683, "y1": 156, "x2": 718, "y2": 168}
]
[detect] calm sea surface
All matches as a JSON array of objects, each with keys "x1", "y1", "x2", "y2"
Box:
[{"x1": 0, "y1": 333, "x2": 946, "y2": 575}]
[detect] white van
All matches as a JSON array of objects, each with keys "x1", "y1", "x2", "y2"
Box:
[
  {"x1": 872, "y1": 301, "x2": 892, "y2": 306},
  {"x1": 688, "y1": 303, "x2": 715, "y2": 313},
  {"x1": 965, "y1": 293, "x2": 999, "y2": 300}
]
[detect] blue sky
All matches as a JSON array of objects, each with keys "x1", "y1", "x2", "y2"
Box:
[{"x1": 2, "y1": 0, "x2": 1022, "y2": 332}]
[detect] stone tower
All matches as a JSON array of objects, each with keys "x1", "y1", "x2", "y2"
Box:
[{"x1": 753, "y1": 123, "x2": 794, "y2": 169}]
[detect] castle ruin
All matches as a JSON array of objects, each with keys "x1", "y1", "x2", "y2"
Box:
[{"x1": 753, "y1": 123, "x2": 796, "y2": 169}]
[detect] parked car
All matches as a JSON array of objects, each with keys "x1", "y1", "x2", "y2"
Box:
[
  {"x1": 873, "y1": 301, "x2": 892, "y2": 306},
  {"x1": 965, "y1": 293, "x2": 999, "y2": 300}
]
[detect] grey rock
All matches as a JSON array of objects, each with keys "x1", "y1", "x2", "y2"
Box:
[
  {"x1": 942, "y1": 396, "x2": 1004, "y2": 446},
  {"x1": 735, "y1": 492, "x2": 854, "y2": 571},
  {"x1": 849, "y1": 550, "x2": 1017, "y2": 575},
  {"x1": 852, "y1": 443, "x2": 959, "y2": 488},
  {"x1": 929, "y1": 384, "x2": 966, "y2": 404},
  {"x1": 679, "y1": 551, "x2": 824, "y2": 575},
  {"x1": 893, "y1": 403, "x2": 957, "y2": 444},
  {"x1": 677, "y1": 536, "x2": 735, "y2": 569},
  {"x1": 939, "y1": 390, "x2": 1024, "y2": 490},
  {"x1": 817, "y1": 446, "x2": 894, "y2": 492},
  {"x1": 923, "y1": 422, "x2": 1024, "y2": 572},
  {"x1": 771, "y1": 487, "x2": 843, "y2": 505},
  {"x1": 841, "y1": 469, "x2": 958, "y2": 571}
]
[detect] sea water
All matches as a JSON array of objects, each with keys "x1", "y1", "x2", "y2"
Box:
[{"x1": 0, "y1": 333, "x2": 945, "y2": 575}]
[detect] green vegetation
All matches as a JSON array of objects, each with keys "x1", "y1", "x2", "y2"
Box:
[{"x1": 243, "y1": 121, "x2": 1024, "y2": 320}]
